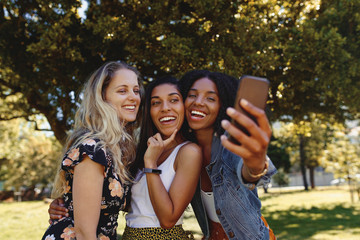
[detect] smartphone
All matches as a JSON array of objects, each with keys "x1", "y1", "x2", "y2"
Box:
[{"x1": 229, "y1": 75, "x2": 269, "y2": 144}]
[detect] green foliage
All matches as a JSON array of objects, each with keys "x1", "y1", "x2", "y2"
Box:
[
  {"x1": 274, "y1": 115, "x2": 339, "y2": 167},
  {"x1": 1, "y1": 0, "x2": 359, "y2": 144},
  {"x1": 321, "y1": 127, "x2": 360, "y2": 180},
  {"x1": 267, "y1": 136, "x2": 291, "y2": 172},
  {"x1": 272, "y1": 168, "x2": 290, "y2": 187},
  {"x1": 0, "y1": 118, "x2": 62, "y2": 190},
  {"x1": 268, "y1": 0, "x2": 360, "y2": 122}
]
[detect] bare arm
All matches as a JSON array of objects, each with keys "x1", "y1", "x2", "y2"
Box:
[
  {"x1": 73, "y1": 155, "x2": 104, "y2": 240},
  {"x1": 220, "y1": 99, "x2": 272, "y2": 183},
  {"x1": 144, "y1": 134, "x2": 202, "y2": 229}
]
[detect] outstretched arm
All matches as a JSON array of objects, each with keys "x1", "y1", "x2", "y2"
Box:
[{"x1": 220, "y1": 99, "x2": 272, "y2": 183}]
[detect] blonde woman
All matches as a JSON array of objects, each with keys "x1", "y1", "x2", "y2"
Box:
[{"x1": 42, "y1": 61, "x2": 143, "y2": 240}]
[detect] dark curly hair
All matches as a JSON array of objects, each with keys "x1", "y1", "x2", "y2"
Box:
[{"x1": 178, "y1": 70, "x2": 239, "y2": 138}]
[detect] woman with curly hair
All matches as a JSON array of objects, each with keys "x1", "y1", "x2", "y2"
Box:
[{"x1": 179, "y1": 70, "x2": 277, "y2": 240}]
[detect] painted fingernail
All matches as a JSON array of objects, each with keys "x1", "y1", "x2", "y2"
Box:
[
  {"x1": 221, "y1": 120, "x2": 230, "y2": 128},
  {"x1": 227, "y1": 107, "x2": 235, "y2": 115},
  {"x1": 241, "y1": 99, "x2": 248, "y2": 105},
  {"x1": 220, "y1": 135, "x2": 227, "y2": 141}
]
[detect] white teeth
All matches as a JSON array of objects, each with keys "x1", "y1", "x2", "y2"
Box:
[
  {"x1": 160, "y1": 116, "x2": 176, "y2": 122},
  {"x1": 124, "y1": 106, "x2": 135, "y2": 110},
  {"x1": 191, "y1": 110, "x2": 206, "y2": 117}
]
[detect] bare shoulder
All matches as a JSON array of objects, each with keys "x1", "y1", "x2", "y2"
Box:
[
  {"x1": 175, "y1": 142, "x2": 202, "y2": 168},
  {"x1": 179, "y1": 142, "x2": 201, "y2": 157}
]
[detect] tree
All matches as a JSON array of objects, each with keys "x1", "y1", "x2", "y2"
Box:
[
  {"x1": 273, "y1": 168, "x2": 290, "y2": 188},
  {"x1": 0, "y1": 117, "x2": 62, "y2": 192},
  {"x1": 322, "y1": 127, "x2": 360, "y2": 202},
  {"x1": 1, "y1": 0, "x2": 359, "y2": 145},
  {"x1": 274, "y1": 121, "x2": 311, "y2": 190},
  {"x1": 267, "y1": 135, "x2": 291, "y2": 172},
  {"x1": 268, "y1": 0, "x2": 360, "y2": 189},
  {"x1": 274, "y1": 114, "x2": 337, "y2": 190}
]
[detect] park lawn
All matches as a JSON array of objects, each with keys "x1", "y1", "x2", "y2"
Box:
[
  {"x1": 259, "y1": 186, "x2": 360, "y2": 240},
  {"x1": 0, "y1": 186, "x2": 359, "y2": 240},
  {"x1": 0, "y1": 199, "x2": 202, "y2": 240}
]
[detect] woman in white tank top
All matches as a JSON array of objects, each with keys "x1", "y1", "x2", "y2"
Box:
[{"x1": 122, "y1": 76, "x2": 202, "y2": 239}]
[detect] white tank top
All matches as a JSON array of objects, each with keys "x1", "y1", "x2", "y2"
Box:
[
  {"x1": 125, "y1": 141, "x2": 189, "y2": 228},
  {"x1": 200, "y1": 190, "x2": 220, "y2": 223}
]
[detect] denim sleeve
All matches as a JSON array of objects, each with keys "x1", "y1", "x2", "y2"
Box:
[{"x1": 236, "y1": 156, "x2": 277, "y2": 190}]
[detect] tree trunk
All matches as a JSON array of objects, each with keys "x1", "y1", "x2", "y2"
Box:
[
  {"x1": 309, "y1": 166, "x2": 315, "y2": 189},
  {"x1": 348, "y1": 178, "x2": 354, "y2": 203},
  {"x1": 299, "y1": 134, "x2": 308, "y2": 191},
  {"x1": 27, "y1": 92, "x2": 68, "y2": 145}
]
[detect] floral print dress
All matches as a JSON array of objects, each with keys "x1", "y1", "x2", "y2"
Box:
[{"x1": 42, "y1": 138, "x2": 130, "y2": 240}]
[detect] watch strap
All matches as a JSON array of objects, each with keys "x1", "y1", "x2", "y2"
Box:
[{"x1": 143, "y1": 168, "x2": 162, "y2": 174}]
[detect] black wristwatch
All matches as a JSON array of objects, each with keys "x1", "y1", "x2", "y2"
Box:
[{"x1": 143, "y1": 168, "x2": 162, "y2": 174}]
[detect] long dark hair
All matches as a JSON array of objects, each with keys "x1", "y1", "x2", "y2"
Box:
[
  {"x1": 130, "y1": 76, "x2": 187, "y2": 176},
  {"x1": 178, "y1": 70, "x2": 239, "y2": 138}
]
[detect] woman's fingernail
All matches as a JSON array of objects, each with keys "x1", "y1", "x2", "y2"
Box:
[
  {"x1": 220, "y1": 135, "x2": 227, "y2": 141},
  {"x1": 241, "y1": 99, "x2": 248, "y2": 106},
  {"x1": 221, "y1": 120, "x2": 230, "y2": 128},
  {"x1": 227, "y1": 107, "x2": 235, "y2": 115}
]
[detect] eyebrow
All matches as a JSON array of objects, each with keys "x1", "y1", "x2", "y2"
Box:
[
  {"x1": 189, "y1": 88, "x2": 217, "y2": 94},
  {"x1": 151, "y1": 92, "x2": 180, "y2": 99},
  {"x1": 115, "y1": 84, "x2": 139, "y2": 88}
]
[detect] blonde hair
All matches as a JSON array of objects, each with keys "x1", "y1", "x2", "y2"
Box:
[{"x1": 52, "y1": 61, "x2": 144, "y2": 198}]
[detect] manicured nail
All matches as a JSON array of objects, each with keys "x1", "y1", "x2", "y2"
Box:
[
  {"x1": 220, "y1": 135, "x2": 227, "y2": 141},
  {"x1": 241, "y1": 99, "x2": 248, "y2": 106},
  {"x1": 221, "y1": 120, "x2": 230, "y2": 128},
  {"x1": 227, "y1": 107, "x2": 235, "y2": 115}
]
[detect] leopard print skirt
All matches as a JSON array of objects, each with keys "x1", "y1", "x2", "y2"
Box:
[{"x1": 122, "y1": 224, "x2": 194, "y2": 240}]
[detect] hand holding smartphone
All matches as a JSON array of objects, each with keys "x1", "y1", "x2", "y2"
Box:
[{"x1": 229, "y1": 75, "x2": 269, "y2": 145}]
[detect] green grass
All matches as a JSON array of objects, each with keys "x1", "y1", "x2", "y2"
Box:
[
  {"x1": 1, "y1": 186, "x2": 359, "y2": 240},
  {"x1": 0, "y1": 199, "x2": 202, "y2": 240},
  {"x1": 259, "y1": 186, "x2": 360, "y2": 240}
]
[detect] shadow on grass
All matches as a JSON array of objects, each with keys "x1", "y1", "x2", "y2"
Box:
[
  {"x1": 260, "y1": 190, "x2": 308, "y2": 201},
  {"x1": 263, "y1": 204, "x2": 360, "y2": 240}
]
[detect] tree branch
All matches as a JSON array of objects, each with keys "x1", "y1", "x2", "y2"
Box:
[
  {"x1": 0, "y1": 114, "x2": 29, "y2": 121},
  {"x1": 27, "y1": 119, "x2": 53, "y2": 132}
]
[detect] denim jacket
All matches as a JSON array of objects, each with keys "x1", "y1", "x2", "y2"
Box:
[{"x1": 191, "y1": 135, "x2": 277, "y2": 240}]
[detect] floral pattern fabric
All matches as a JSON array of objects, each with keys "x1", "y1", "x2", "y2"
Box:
[{"x1": 42, "y1": 138, "x2": 130, "y2": 240}]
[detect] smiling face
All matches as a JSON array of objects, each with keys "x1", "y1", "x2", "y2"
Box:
[
  {"x1": 150, "y1": 83, "x2": 184, "y2": 138},
  {"x1": 104, "y1": 69, "x2": 141, "y2": 123},
  {"x1": 184, "y1": 77, "x2": 220, "y2": 132}
]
